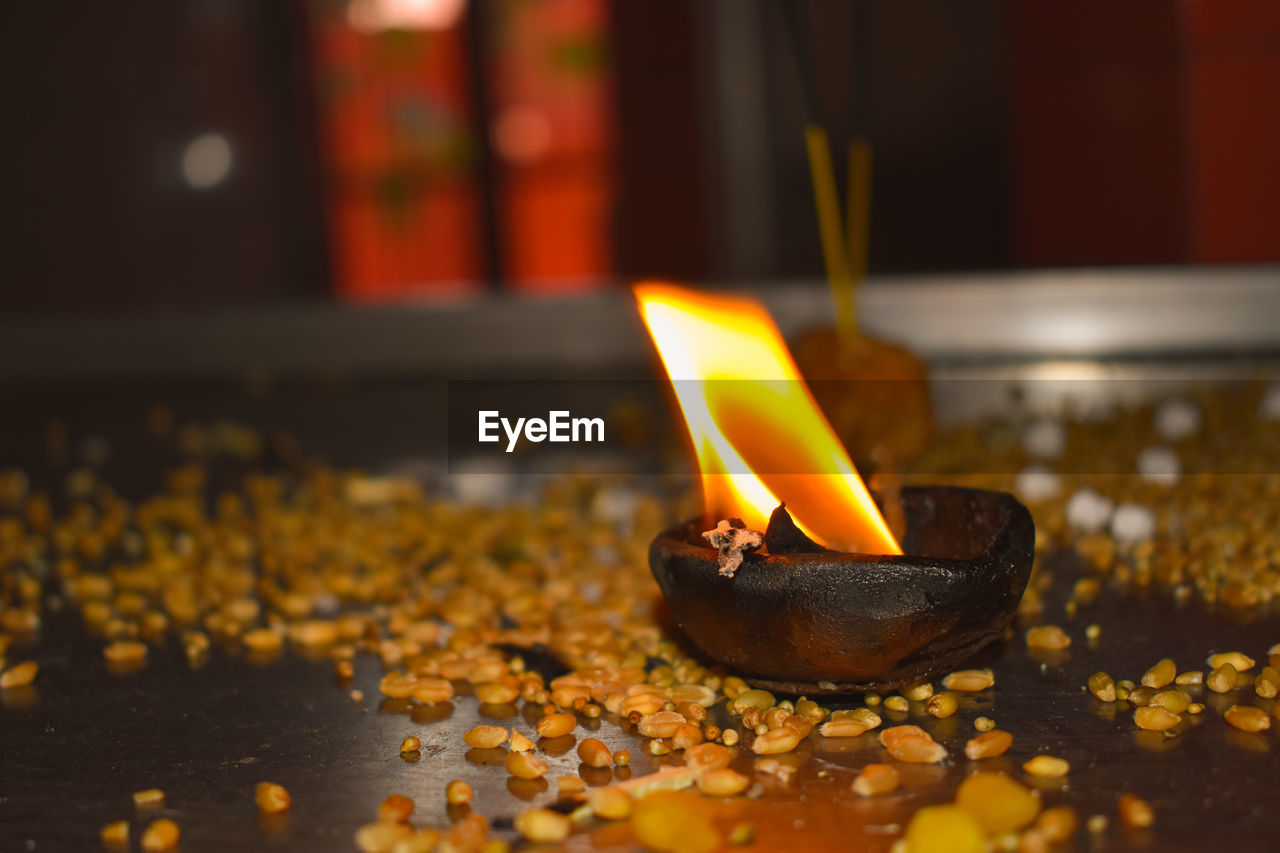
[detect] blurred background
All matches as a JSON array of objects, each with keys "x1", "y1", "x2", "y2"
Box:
[{"x1": 2, "y1": 0, "x2": 1277, "y2": 315}]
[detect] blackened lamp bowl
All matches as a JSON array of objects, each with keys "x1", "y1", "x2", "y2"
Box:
[{"x1": 648, "y1": 485, "x2": 1035, "y2": 694}]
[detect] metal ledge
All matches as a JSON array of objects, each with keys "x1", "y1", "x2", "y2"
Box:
[{"x1": 1, "y1": 266, "x2": 1278, "y2": 381}]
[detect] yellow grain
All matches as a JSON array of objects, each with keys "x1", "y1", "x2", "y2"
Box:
[
  {"x1": 1023, "y1": 755, "x2": 1069, "y2": 777},
  {"x1": 638, "y1": 710, "x2": 686, "y2": 739},
  {"x1": 1141, "y1": 658, "x2": 1176, "y2": 689},
  {"x1": 750, "y1": 726, "x2": 800, "y2": 755},
  {"x1": 364, "y1": 796, "x2": 409, "y2": 829},
  {"x1": 955, "y1": 772, "x2": 1041, "y2": 834},
  {"x1": 886, "y1": 734, "x2": 947, "y2": 764},
  {"x1": 697, "y1": 768, "x2": 750, "y2": 797},
  {"x1": 851, "y1": 763, "x2": 900, "y2": 797},
  {"x1": 1026, "y1": 625, "x2": 1070, "y2": 650},
  {"x1": 100, "y1": 820, "x2": 129, "y2": 846},
  {"x1": 536, "y1": 712, "x2": 576, "y2": 739},
  {"x1": 902, "y1": 805, "x2": 986, "y2": 853},
  {"x1": 1207, "y1": 651, "x2": 1255, "y2": 672},
  {"x1": 104, "y1": 641, "x2": 149, "y2": 665},
  {"x1": 514, "y1": 808, "x2": 570, "y2": 843},
  {"x1": 964, "y1": 729, "x2": 1013, "y2": 759},
  {"x1": 140, "y1": 818, "x2": 180, "y2": 852},
  {"x1": 1224, "y1": 705, "x2": 1271, "y2": 732},
  {"x1": 942, "y1": 669, "x2": 995, "y2": 692},
  {"x1": 0, "y1": 660, "x2": 38, "y2": 688},
  {"x1": 588, "y1": 786, "x2": 633, "y2": 821},
  {"x1": 1134, "y1": 706, "x2": 1180, "y2": 732},
  {"x1": 445, "y1": 780, "x2": 473, "y2": 806},
  {"x1": 1118, "y1": 794, "x2": 1154, "y2": 828},
  {"x1": 1207, "y1": 663, "x2": 1239, "y2": 693},
  {"x1": 577, "y1": 737, "x2": 612, "y2": 768},
  {"x1": 354, "y1": 821, "x2": 411, "y2": 852},
  {"x1": 463, "y1": 725, "x2": 508, "y2": 749},
  {"x1": 506, "y1": 750, "x2": 549, "y2": 780},
  {"x1": 132, "y1": 789, "x2": 165, "y2": 808}
]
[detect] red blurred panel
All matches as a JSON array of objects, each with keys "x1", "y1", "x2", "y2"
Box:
[
  {"x1": 502, "y1": 166, "x2": 613, "y2": 292},
  {"x1": 1184, "y1": 0, "x2": 1280, "y2": 41},
  {"x1": 1183, "y1": 0, "x2": 1280, "y2": 261},
  {"x1": 310, "y1": 7, "x2": 482, "y2": 300},
  {"x1": 1009, "y1": 1, "x2": 1186, "y2": 266},
  {"x1": 333, "y1": 181, "x2": 480, "y2": 301},
  {"x1": 489, "y1": 0, "x2": 615, "y2": 289}
]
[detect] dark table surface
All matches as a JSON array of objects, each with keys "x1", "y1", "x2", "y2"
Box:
[{"x1": 3, "y1": 378, "x2": 1279, "y2": 852}]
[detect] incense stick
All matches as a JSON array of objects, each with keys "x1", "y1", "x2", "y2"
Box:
[
  {"x1": 845, "y1": 136, "x2": 873, "y2": 302},
  {"x1": 779, "y1": 0, "x2": 862, "y2": 348},
  {"x1": 804, "y1": 125, "x2": 857, "y2": 347},
  {"x1": 777, "y1": 1, "x2": 821, "y2": 124}
]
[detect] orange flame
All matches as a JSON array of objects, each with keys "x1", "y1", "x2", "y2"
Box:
[{"x1": 636, "y1": 282, "x2": 901, "y2": 555}]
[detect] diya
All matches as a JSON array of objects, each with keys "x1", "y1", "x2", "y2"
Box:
[{"x1": 636, "y1": 282, "x2": 1034, "y2": 694}]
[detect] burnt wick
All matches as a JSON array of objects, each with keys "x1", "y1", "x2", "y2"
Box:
[{"x1": 701, "y1": 518, "x2": 764, "y2": 578}]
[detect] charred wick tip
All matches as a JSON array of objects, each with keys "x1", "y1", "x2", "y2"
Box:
[{"x1": 763, "y1": 503, "x2": 829, "y2": 555}]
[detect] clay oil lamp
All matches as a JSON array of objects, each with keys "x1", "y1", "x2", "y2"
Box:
[{"x1": 636, "y1": 283, "x2": 1034, "y2": 695}]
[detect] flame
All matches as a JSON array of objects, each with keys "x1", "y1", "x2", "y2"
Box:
[{"x1": 636, "y1": 282, "x2": 901, "y2": 555}]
